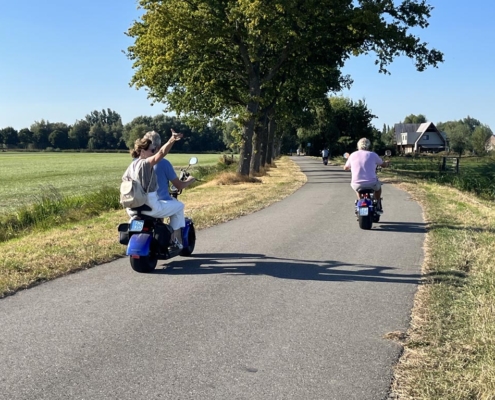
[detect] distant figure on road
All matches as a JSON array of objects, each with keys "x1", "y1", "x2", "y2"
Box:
[
  {"x1": 321, "y1": 148, "x2": 330, "y2": 165},
  {"x1": 296, "y1": 148, "x2": 301, "y2": 156}
]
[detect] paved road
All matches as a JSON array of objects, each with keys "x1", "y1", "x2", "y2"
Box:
[{"x1": 0, "y1": 157, "x2": 425, "y2": 400}]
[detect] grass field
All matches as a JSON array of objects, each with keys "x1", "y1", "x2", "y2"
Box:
[
  {"x1": 0, "y1": 152, "x2": 222, "y2": 213},
  {"x1": 388, "y1": 155, "x2": 495, "y2": 200}
]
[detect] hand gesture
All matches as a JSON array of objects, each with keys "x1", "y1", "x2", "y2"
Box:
[{"x1": 171, "y1": 129, "x2": 183, "y2": 141}]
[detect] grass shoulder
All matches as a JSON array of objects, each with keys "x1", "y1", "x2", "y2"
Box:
[{"x1": 386, "y1": 176, "x2": 495, "y2": 399}]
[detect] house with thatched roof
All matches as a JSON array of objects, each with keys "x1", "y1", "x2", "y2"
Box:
[{"x1": 394, "y1": 122, "x2": 448, "y2": 154}]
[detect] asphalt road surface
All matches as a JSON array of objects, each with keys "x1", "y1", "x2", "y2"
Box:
[{"x1": 0, "y1": 156, "x2": 425, "y2": 400}]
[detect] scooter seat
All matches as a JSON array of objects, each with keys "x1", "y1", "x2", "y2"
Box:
[
  {"x1": 130, "y1": 204, "x2": 152, "y2": 212},
  {"x1": 357, "y1": 188, "x2": 374, "y2": 195}
]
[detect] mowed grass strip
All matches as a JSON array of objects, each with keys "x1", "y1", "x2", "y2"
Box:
[
  {"x1": 0, "y1": 157, "x2": 306, "y2": 297},
  {"x1": 388, "y1": 179, "x2": 495, "y2": 399},
  {"x1": 0, "y1": 152, "x2": 221, "y2": 213}
]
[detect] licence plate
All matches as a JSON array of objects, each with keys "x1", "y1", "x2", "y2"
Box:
[
  {"x1": 129, "y1": 219, "x2": 145, "y2": 232},
  {"x1": 358, "y1": 207, "x2": 369, "y2": 216}
]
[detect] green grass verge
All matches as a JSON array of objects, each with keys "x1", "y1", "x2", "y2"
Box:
[
  {"x1": 0, "y1": 152, "x2": 223, "y2": 213},
  {"x1": 0, "y1": 156, "x2": 237, "y2": 243}
]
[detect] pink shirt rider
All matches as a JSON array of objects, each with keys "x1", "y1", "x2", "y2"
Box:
[{"x1": 344, "y1": 150, "x2": 383, "y2": 185}]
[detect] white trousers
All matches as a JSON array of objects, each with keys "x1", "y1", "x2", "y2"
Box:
[{"x1": 127, "y1": 191, "x2": 185, "y2": 230}]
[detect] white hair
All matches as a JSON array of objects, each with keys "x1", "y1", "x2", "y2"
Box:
[
  {"x1": 357, "y1": 138, "x2": 371, "y2": 150},
  {"x1": 143, "y1": 130, "x2": 161, "y2": 149}
]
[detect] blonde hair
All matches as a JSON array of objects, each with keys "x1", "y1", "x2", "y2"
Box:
[
  {"x1": 357, "y1": 138, "x2": 371, "y2": 150},
  {"x1": 130, "y1": 138, "x2": 152, "y2": 158}
]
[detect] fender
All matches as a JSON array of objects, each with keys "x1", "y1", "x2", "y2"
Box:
[
  {"x1": 357, "y1": 198, "x2": 372, "y2": 207},
  {"x1": 126, "y1": 233, "x2": 152, "y2": 257},
  {"x1": 182, "y1": 218, "x2": 194, "y2": 248}
]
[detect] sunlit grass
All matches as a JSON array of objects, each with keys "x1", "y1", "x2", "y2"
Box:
[
  {"x1": 0, "y1": 155, "x2": 237, "y2": 242},
  {"x1": 388, "y1": 179, "x2": 495, "y2": 399},
  {"x1": 0, "y1": 152, "x2": 222, "y2": 213}
]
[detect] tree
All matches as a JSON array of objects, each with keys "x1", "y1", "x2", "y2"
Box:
[
  {"x1": 69, "y1": 120, "x2": 91, "y2": 149},
  {"x1": 17, "y1": 128, "x2": 33, "y2": 149},
  {"x1": 85, "y1": 109, "x2": 122, "y2": 126},
  {"x1": 327, "y1": 97, "x2": 377, "y2": 155},
  {"x1": 125, "y1": 123, "x2": 152, "y2": 149},
  {"x1": 462, "y1": 116, "x2": 481, "y2": 133},
  {"x1": 448, "y1": 124, "x2": 471, "y2": 156},
  {"x1": 127, "y1": 0, "x2": 443, "y2": 176},
  {"x1": 0, "y1": 127, "x2": 19, "y2": 148},
  {"x1": 381, "y1": 124, "x2": 395, "y2": 147},
  {"x1": 30, "y1": 120, "x2": 51, "y2": 149},
  {"x1": 471, "y1": 125, "x2": 493, "y2": 155},
  {"x1": 84, "y1": 109, "x2": 123, "y2": 149},
  {"x1": 87, "y1": 123, "x2": 108, "y2": 150},
  {"x1": 404, "y1": 114, "x2": 427, "y2": 124},
  {"x1": 49, "y1": 129, "x2": 69, "y2": 149},
  {"x1": 222, "y1": 120, "x2": 241, "y2": 152}
]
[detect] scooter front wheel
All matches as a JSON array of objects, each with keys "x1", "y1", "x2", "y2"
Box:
[
  {"x1": 180, "y1": 225, "x2": 196, "y2": 256},
  {"x1": 130, "y1": 254, "x2": 158, "y2": 273}
]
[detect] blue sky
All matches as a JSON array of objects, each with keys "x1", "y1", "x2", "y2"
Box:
[{"x1": 1, "y1": 1, "x2": 494, "y2": 131}]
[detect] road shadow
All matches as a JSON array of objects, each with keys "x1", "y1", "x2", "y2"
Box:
[
  {"x1": 427, "y1": 223, "x2": 495, "y2": 234},
  {"x1": 374, "y1": 221, "x2": 427, "y2": 233},
  {"x1": 300, "y1": 169, "x2": 349, "y2": 174},
  {"x1": 153, "y1": 253, "x2": 421, "y2": 284}
]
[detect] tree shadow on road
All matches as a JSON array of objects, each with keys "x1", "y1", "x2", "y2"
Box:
[{"x1": 154, "y1": 253, "x2": 421, "y2": 284}]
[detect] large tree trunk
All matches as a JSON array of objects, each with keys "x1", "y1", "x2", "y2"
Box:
[
  {"x1": 253, "y1": 110, "x2": 269, "y2": 173},
  {"x1": 273, "y1": 135, "x2": 282, "y2": 158},
  {"x1": 238, "y1": 111, "x2": 255, "y2": 176},
  {"x1": 238, "y1": 64, "x2": 261, "y2": 176},
  {"x1": 250, "y1": 119, "x2": 262, "y2": 175},
  {"x1": 259, "y1": 111, "x2": 270, "y2": 168},
  {"x1": 265, "y1": 108, "x2": 276, "y2": 165}
]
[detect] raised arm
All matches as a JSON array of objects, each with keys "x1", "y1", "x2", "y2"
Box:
[{"x1": 147, "y1": 130, "x2": 183, "y2": 167}]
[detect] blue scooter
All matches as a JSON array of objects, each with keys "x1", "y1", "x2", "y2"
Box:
[{"x1": 118, "y1": 157, "x2": 198, "y2": 273}]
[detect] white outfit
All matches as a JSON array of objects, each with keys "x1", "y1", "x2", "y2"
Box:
[{"x1": 126, "y1": 192, "x2": 185, "y2": 230}]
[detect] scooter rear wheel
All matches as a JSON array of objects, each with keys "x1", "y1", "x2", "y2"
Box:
[
  {"x1": 358, "y1": 215, "x2": 373, "y2": 230},
  {"x1": 130, "y1": 253, "x2": 158, "y2": 273}
]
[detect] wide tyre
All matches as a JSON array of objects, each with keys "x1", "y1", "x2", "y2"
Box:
[
  {"x1": 180, "y1": 225, "x2": 196, "y2": 256},
  {"x1": 130, "y1": 254, "x2": 158, "y2": 273},
  {"x1": 358, "y1": 215, "x2": 373, "y2": 230}
]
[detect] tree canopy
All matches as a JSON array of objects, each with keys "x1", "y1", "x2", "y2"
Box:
[{"x1": 127, "y1": 0, "x2": 444, "y2": 175}]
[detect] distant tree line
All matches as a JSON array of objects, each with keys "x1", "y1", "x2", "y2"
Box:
[
  {"x1": 0, "y1": 109, "x2": 228, "y2": 153},
  {"x1": 2, "y1": 107, "x2": 492, "y2": 160},
  {"x1": 0, "y1": 98, "x2": 385, "y2": 158}
]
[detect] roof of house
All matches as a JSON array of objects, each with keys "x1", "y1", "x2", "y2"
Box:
[{"x1": 394, "y1": 122, "x2": 446, "y2": 145}]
